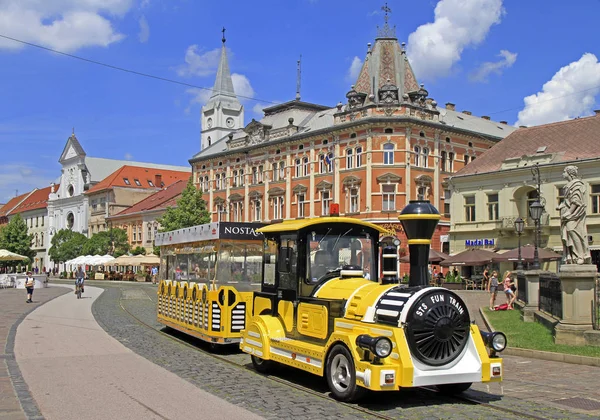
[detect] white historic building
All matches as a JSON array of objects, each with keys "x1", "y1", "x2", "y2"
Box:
[{"x1": 200, "y1": 34, "x2": 244, "y2": 151}]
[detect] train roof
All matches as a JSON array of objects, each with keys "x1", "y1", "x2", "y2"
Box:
[{"x1": 257, "y1": 217, "x2": 389, "y2": 234}]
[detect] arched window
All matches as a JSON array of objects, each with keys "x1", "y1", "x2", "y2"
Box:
[
  {"x1": 383, "y1": 143, "x2": 394, "y2": 165},
  {"x1": 238, "y1": 170, "x2": 244, "y2": 186},
  {"x1": 253, "y1": 199, "x2": 262, "y2": 221},
  {"x1": 232, "y1": 170, "x2": 238, "y2": 186},
  {"x1": 419, "y1": 131, "x2": 425, "y2": 138},
  {"x1": 346, "y1": 149, "x2": 353, "y2": 169},
  {"x1": 272, "y1": 196, "x2": 284, "y2": 220},
  {"x1": 295, "y1": 159, "x2": 301, "y2": 177},
  {"x1": 440, "y1": 151, "x2": 447, "y2": 171},
  {"x1": 271, "y1": 164, "x2": 278, "y2": 182},
  {"x1": 413, "y1": 146, "x2": 420, "y2": 166},
  {"x1": 207, "y1": 136, "x2": 212, "y2": 146},
  {"x1": 303, "y1": 157, "x2": 310, "y2": 176},
  {"x1": 422, "y1": 147, "x2": 429, "y2": 168},
  {"x1": 355, "y1": 147, "x2": 362, "y2": 167},
  {"x1": 279, "y1": 163, "x2": 285, "y2": 180},
  {"x1": 40, "y1": 232, "x2": 44, "y2": 247},
  {"x1": 448, "y1": 152, "x2": 455, "y2": 171}
]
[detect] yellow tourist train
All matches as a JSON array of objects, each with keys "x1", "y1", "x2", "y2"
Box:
[{"x1": 156, "y1": 202, "x2": 506, "y2": 401}]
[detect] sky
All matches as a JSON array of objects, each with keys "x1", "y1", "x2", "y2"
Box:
[{"x1": 0, "y1": 0, "x2": 599, "y2": 203}]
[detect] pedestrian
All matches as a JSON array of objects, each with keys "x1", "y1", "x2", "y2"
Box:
[
  {"x1": 151, "y1": 266, "x2": 158, "y2": 284},
  {"x1": 25, "y1": 271, "x2": 35, "y2": 303},
  {"x1": 482, "y1": 266, "x2": 490, "y2": 291},
  {"x1": 503, "y1": 270, "x2": 516, "y2": 309},
  {"x1": 487, "y1": 270, "x2": 499, "y2": 310}
]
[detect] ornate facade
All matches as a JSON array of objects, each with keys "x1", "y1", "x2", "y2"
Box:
[{"x1": 190, "y1": 22, "x2": 516, "y2": 261}]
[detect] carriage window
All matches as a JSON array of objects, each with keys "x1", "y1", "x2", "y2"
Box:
[
  {"x1": 278, "y1": 235, "x2": 298, "y2": 290},
  {"x1": 263, "y1": 239, "x2": 278, "y2": 287}
]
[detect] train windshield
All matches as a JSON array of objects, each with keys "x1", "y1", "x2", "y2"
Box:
[{"x1": 306, "y1": 226, "x2": 375, "y2": 283}]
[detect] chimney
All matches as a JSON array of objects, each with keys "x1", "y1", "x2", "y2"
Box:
[
  {"x1": 462, "y1": 110, "x2": 472, "y2": 115},
  {"x1": 594, "y1": 110, "x2": 600, "y2": 116},
  {"x1": 154, "y1": 174, "x2": 162, "y2": 188},
  {"x1": 445, "y1": 102, "x2": 455, "y2": 111},
  {"x1": 481, "y1": 115, "x2": 490, "y2": 120},
  {"x1": 500, "y1": 121, "x2": 508, "y2": 125}
]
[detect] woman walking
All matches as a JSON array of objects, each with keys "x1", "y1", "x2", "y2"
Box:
[
  {"x1": 25, "y1": 271, "x2": 35, "y2": 303},
  {"x1": 487, "y1": 270, "x2": 499, "y2": 310}
]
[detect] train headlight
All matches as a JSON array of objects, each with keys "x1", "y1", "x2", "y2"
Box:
[
  {"x1": 480, "y1": 331, "x2": 507, "y2": 353},
  {"x1": 356, "y1": 335, "x2": 393, "y2": 358}
]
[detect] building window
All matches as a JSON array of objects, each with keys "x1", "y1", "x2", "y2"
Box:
[
  {"x1": 382, "y1": 184, "x2": 396, "y2": 211},
  {"x1": 204, "y1": 176, "x2": 210, "y2": 192},
  {"x1": 440, "y1": 151, "x2": 447, "y2": 171},
  {"x1": 147, "y1": 223, "x2": 152, "y2": 242},
  {"x1": 383, "y1": 143, "x2": 394, "y2": 165},
  {"x1": 321, "y1": 190, "x2": 331, "y2": 216},
  {"x1": 413, "y1": 146, "x2": 420, "y2": 166},
  {"x1": 252, "y1": 167, "x2": 259, "y2": 184},
  {"x1": 41, "y1": 216, "x2": 44, "y2": 227},
  {"x1": 419, "y1": 131, "x2": 425, "y2": 137},
  {"x1": 443, "y1": 189, "x2": 452, "y2": 217},
  {"x1": 471, "y1": 155, "x2": 476, "y2": 161},
  {"x1": 36, "y1": 216, "x2": 39, "y2": 227},
  {"x1": 253, "y1": 199, "x2": 262, "y2": 221},
  {"x1": 487, "y1": 193, "x2": 499, "y2": 220},
  {"x1": 465, "y1": 196, "x2": 476, "y2": 222},
  {"x1": 272, "y1": 196, "x2": 284, "y2": 220},
  {"x1": 232, "y1": 170, "x2": 238, "y2": 186},
  {"x1": 350, "y1": 133, "x2": 357, "y2": 139},
  {"x1": 464, "y1": 155, "x2": 470, "y2": 165},
  {"x1": 123, "y1": 178, "x2": 130, "y2": 185},
  {"x1": 320, "y1": 153, "x2": 333, "y2": 173},
  {"x1": 303, "y1": 157, "x2": 310, "y2": 176},
  {"x1": 297, "y1": 193, "x2": 306, "y2": 218},
  {"x1": 449, "y1": 152, "x2": 454, "y2": 172},
  {"x1": 445, "y1": 136, "x2": 451, "y2": 143},
  {"x1": 422, "y1": 147, "x2": 429, "y2": 168},
  {"x1": 208, "y1": 136, "x2": 212, "y2": 146},
  {"x1": 132, "y1": 225, "x2": 137, "y2": 242},
  {"x1": 384, "y1": 128, "x2": 393, "y2": 134},
  {"x1": 238, "y1": 169, "x2": 244, "y2": 186},
  {"x1": 527, "y1": 190, "x2": 539, "y2": 216},
  {"x1": 591, "y1": 185, "x2": 600, "y2": 214},
  {"x1": 355, "y1": 147, "x2": 362, "y2": 167},
  {"x1": 216, "y1": 204, "x2": 225, "y2": 222},
  {"x1": 468, "y1": 142, "x2": 473, "y2": 147},
  {"x1": 134, "y1": 179, "x2": 141, "y2": 186},
  {"x1": 295, "y1": 159, "x2": 301, "y2": 177},
  {"x1": 271, "y1": 165, "x2": 278, "y2": 182},
  {"x1": 278, "y1": 163, "x2": 285, "y2": 180},
  {"x1": 154, "y1": 224, "x2": 158, "y2": 239},
  {"x1": 349, "y1": 188, "x2": 359, "y2": 213},
  {"x1": 346, "y1": 149, "x2": 353, "y2": 169},
  {"x1": 232, "y1": 202, "x2": 243, "y2": 222},
  {"x1": 417, "y1": 186, "x2": 427, "y2": 200},
  {"x1": 40, "y1": 232, "x2": 44, "y2": 247}
]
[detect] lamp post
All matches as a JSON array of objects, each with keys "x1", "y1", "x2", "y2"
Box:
[
  {"x1": 529, "y1": 201, "x2": 544, "y2": 270},
  {"x1": 514, "y1": 217, "x2": 524, "y2": 270}
]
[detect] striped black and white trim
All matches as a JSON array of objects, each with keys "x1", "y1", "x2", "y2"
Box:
[
  {"x1": 230, "y1": 302, "x2": 246, "y2": 332},
  {"x1": 211, "y1": 303, "x2": 221, "y2": 332}
]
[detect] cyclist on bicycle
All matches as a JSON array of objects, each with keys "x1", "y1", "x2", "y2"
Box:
[{"x1": 75, "y1": 266, "x2": 85, "y2": 294}]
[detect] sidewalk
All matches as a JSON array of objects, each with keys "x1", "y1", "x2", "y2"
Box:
[
  {"x1": 14, "y1": 285, "x2": 263, "y2": 420},
  {"x1": 0, "y1": 286, "x2": 69, "y2": 420}
]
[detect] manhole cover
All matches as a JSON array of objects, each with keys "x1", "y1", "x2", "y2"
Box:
[
  {"x1": 122, "y1": 290, "x2": 149, "y2": 300},
  {"x1": 552, "y1": 397, "x2": 600, "y2": 411}
]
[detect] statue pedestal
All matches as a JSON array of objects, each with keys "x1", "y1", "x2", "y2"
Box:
[
  {"x1": 519, "y1": 270, "x2": 542, "y2": 322},
  {"x1": 555, "y1": 264, "x2": 596, "y2": 345}
]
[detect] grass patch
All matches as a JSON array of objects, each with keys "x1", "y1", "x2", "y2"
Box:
[{"x1": 483, "y1": 307, "x2": 600, "y2": 358}]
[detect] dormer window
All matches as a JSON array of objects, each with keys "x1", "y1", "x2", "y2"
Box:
[
  {"x1": 276, "y1": 149, "x2": 281, "y2": 154},
  {"x1": 350, "y1": 133, "x2": 357, "y2": 139},
  {"x1": 323, "y1": 139, "x2": 328, "y2": 145},
  {"x1": 134, "y1": 179, "x2": 141, "y2": 186},
  {"x1": 299, "y1": 144, "x2": 304, "y2": 150},
  {"x1": 148, "y1": 180, "x2": 155, "y2": 187},
  {"x1": 419, "y1": 131, "x2": 425, "y2": 137},
  {"x1": 123, "y1": 178, "x2": 130, "y2": 185},
  {"x1": 384, "y1": 128, "x2": 393, "y2": 134},
  {"x1": 468, "y1": 142, "x2": 473, "y2": 147}
]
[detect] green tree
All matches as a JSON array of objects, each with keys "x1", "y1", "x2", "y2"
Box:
[
  {"x1": 157, "y1": 178, "x2": 210, "y2": 232},
  {"x1": 132, "y1": 246, "x2": 146, "y2": 255},
  {"x1": 48, "y1": 229, "x2": 88, "y2": 263},
  {"x1": 82, "y1": 229, "x2": 130, "y2": 257},
  {"x1": 0, "y1": 214, "x2": 35, "y2": 264}
]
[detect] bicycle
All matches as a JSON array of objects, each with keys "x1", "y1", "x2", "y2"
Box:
[{"x1": 75, "y1": 280, "x2": 84, "y2": 299}]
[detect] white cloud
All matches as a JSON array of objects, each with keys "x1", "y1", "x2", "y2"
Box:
[
  {"x1": 176, "y1": 45, "x2": 222, "y2": 77},
  {"x1": 516, "y1": 53, "x2": 600, "y2": 127},
  {"x1": 124, "y1": 153, "x2": 134, "y2": 160},
  {"x1": 469, "y1": 49, "x2": 517, "y2": 82},
  {"x1": 0, "y1": 163, "x2": 56, "y2": 203},
  {"x1": 346, "y1": 56, "x2": 363, "y2": 83},
  {"x1": 0, "y1": 0, "x2": 133, "y2": 52},
  {"x1": 138, "y1": 15, "x2": 149, "y2": 43},
  {"x1": 407, "y1": 0, "x2": 504, "y2": 80},
  {"x1": 184, "y1": 73, "x2": 255, "y2": 114},
  {"x1": 367, "y1": 10, "x2": 380, "y2": 16}
]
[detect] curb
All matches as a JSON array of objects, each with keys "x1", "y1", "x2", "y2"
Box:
[{"x1": 479, "y1": 307, "x2": 600, "y2": 368}]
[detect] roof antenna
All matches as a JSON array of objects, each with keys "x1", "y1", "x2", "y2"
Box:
[{"x1": 296, "y1": 55, "x2": 302, "y2": 101}]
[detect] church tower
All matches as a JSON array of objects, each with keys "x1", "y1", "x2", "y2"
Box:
[{"x1": 200, "y1": 29, "x2": 244, "y2": 151}]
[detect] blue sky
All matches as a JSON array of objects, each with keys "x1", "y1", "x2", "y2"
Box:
[{"x1": 1, "y1": 0, "x2": 599, "y2": 203}]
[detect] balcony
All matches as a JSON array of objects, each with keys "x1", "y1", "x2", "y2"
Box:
[
  {"x1": 501, "y1": 214, "x2": 550, "y2": 230},
  {"x1": 91, "y1": 204, "x2": 106, "y2": 215}
]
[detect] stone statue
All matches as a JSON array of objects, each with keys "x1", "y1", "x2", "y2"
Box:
[{"x1": 556, "y1": 165, "x2": 591, "y2": 264}]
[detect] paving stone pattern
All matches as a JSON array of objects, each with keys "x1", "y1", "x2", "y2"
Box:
[{"x1": 92, "y1": 284, "x2": 598, "y2": 420}]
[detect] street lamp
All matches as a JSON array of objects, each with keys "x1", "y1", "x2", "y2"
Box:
[
  {"x1": 514, "y1": 217, "x2": 524, "y2": 270},
  {"x1": 529, "y1": 201, "x2": 544, "y2": 270}
]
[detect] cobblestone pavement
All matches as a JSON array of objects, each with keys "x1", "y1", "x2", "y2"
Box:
[{"x1": 90, "y1": 283, "x2": 599, "y2": 420}]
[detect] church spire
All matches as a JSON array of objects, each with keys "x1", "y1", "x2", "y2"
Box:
[{"x1": 209, "y1": 28, "x2": 238, "y2": 102}]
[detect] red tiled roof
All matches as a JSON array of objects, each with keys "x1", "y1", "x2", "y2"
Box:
[
  {"x1": 86, "y1": 165, "x2": 190, "y2": 194},
  {"x1": 11, "y1": 185, "x2": 58, "y2": 214},
  {"x1": 111, "y1": 180, "x2": 187, "y2": 218},
  {"x1": 0, "y1": 191, "x2": 32, "y2": 217},
  {"x1": 455, "y1": 114, "x2": 600, "y2": 177}
]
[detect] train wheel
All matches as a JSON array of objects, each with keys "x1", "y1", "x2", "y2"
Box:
[
  {"x1": 251, "y1": 355, "x2": 275, "y2": 374},
  {"x1": 437, "y1": 382, "x2": 472, "y2": 395},
  {"x1": 326, "y1": 344, "x2": 366, "y2": 402}
]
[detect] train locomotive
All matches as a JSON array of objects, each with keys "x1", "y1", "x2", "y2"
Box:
[{"x1": 158, "y1": 201, "x2": 506, "y2": 401}]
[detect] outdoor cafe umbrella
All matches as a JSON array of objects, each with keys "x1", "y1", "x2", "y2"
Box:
[
  {"x1": 400, "y1": 249, "x2": 449, "y2": 264},
  {"x1": 0, "y1": 249, "x2": 28, "y2": 261},
  {"x1": 492, "y1": 245, "x2": 562, "y2": 262},
  {"x1": 440, "y1": 248, "x2": 499, "y2": 266}
]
